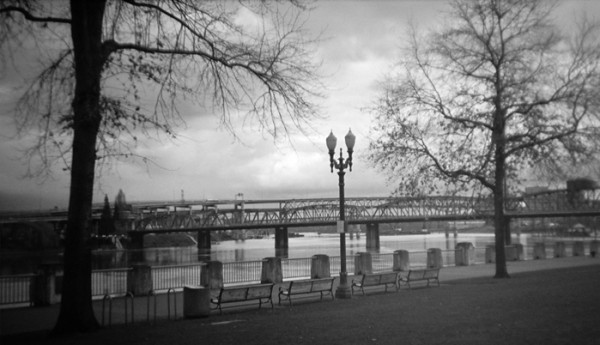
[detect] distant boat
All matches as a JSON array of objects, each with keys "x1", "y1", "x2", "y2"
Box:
[{"x1": 395, "y1": 228, "x2": 430, "y2": 235}]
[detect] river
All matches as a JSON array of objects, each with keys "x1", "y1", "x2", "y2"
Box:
[{"x1": 2, "y1": 232, "x2": 527, "y2": 274}]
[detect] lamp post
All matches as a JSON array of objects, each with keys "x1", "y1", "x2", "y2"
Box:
[{"x1": 326, "y1": 129, "x2": 355, "y2": 299}]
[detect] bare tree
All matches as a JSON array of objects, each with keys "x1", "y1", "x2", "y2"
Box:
[
  {"x1": 1, "y1": 0, "x2": 323, "y2": 334},
  {"x1": 368, "y1": 0, "x2": 600, "y2": 278}
]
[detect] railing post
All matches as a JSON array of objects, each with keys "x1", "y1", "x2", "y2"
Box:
[
  {"x1": 573, "y1": 241, "x2": 585, "y2": 256},
  {"x1": 533, "y1": 243, "x2": 546, "y2": 260},
  {"x1": 354, "y1": 252, "x2": 372, "y2": 275},
  {"x1": 200, "y1": 260, "x2": 223, "y2": 290},
  {"x1": 455, "y1": 242, "x2": 474, "y2": 266},
  {"x1": 127, "y1": 264, "x2": 153, "y2": 296},
  {"x1": 393, "y1": 250, "x2": 410, "y2": 271},
  {"x1": 554, "y1": 242, "x2": 566, "y2": 258},
  {"x1": 32, "y1": 263, "x2": 62, "y2": 306},
  {"x1": 485, "y1": 245, "x2": 495, "y2": 263},
  {"x1": 427, "y1": 248, "x2": 443, "y2": 269},
  {"x1": 590, "y1": 240, "x2": 598, "y2": 258},
  {"x1": 261, "y1": 257, "x2": 283, "y2": 284},
  {"x1": 311, "y1": 254, "x2": 331, "y2": 279}
]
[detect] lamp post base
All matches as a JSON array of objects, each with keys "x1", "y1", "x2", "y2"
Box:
[
  {"x1": 335, "y1": 272, "x2": 352, "y2": 299},
  {"x1": 335, "y1": 285, "x2": 352, "y2": 299}
]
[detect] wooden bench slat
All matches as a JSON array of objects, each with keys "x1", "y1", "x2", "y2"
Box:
[
  {"x1": 399, "y1": 268, "x2": 440, "y2": 289},
  {"x1": 278, "y1": 277, "x2": 335, "y2": 306},
  {"x1": 351, "y1": 272, "x2": 400, "y2": 296},
  {"x1": 211, "y1": 283, "x2": 274, "y2": 314}
]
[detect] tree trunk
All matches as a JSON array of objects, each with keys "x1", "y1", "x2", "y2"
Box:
[
  {"x1": 53, "y1": 0, "x2": 106, "y2": 335},
  {"x1": 504, "y1": 216, "x2": 512, "y2": 245},
  {"x1": 492, "y1": 92, "x2": 510, "y2": 278}
]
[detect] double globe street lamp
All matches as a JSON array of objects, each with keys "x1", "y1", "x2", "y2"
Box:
[{"x1": 326, "y1": 129, "x2": 355, "y2": 299}]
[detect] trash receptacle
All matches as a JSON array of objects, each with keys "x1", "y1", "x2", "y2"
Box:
[{"x1": 183, "y1": 285, "x2": 210, "y2": 318}]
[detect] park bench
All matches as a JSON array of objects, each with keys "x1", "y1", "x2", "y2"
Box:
[
  {"x1": 278, "y1": 277, "x2": 335, "y2": 306},
  {"x1": 398, "y1": 268, "x2": 440, "y2": 289},
  {"x1": 351, "y1": 271, "x2": 400, "y2": 295},
  {"x1": 210, "y1": 283, "x2": 274, "y2": 314}
]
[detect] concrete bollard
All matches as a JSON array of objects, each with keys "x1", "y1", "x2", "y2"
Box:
[
  {"x1": 127, "y1": 264, "x2": 153, "y2": 296},
  {"x1": 201, "y1": 261, "x2": 224, "y2": 290},
  {"x1": 554, "y1": 242, "x2": 566, "y2": 258},
  {"x1": 485, "y1": 245, "x2": 495, "y2": 263},
  {"x1": 427, "y1": 248, "x2": 443, "y2": 269},
  {"x1": 32, "y1": 264, "x2": 62, "y2": 306},
  {"x1": 513, "y1": 243, "x2": 524, "y2": 261},
  {"x1": 183, "y1": 285, "x2": 210, "y2": 318},
  {"x1": 573, "y1": 241, "x2": 585, "y2": 257},
  {"x1": 261, "y1": 257, "x2": 283, "y2": 284},
  {"x1": 354, "y1": 252, "x2": 373, "y2": 275},
  {"x1": 393, "y1": 250, "x2": 410, "y2": 271},
  {"x1": 504, "y1": 245, "x2": 516, "y2": 261},
  {"x1": 504, "y1": 244, "x2": 523, "y2": 261},
  {"x1": 311, "y1": 254, "x2": 331, "y2": 279},
  {"x1": 590, "y1": 241, "x2": 599, "y2": 258},
  {"x1": 533, "y1": 243, "x2": 546, "y2": 260},
  {"x1": 455, "y1": 242, "x2": 475, "y2": 266}
]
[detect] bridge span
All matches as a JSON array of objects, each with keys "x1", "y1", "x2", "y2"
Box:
[
  {"x1": 125, "y1": 189, "x2": 599, "y2": 253},
  {"x1": 133, "y1": 189, "x2": 600, "y2": 231},
  {"x1": 1, "y1": 189, "x2": 598, "y2": 253}
]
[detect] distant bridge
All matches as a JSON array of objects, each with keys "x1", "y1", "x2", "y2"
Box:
[
  {"x1": 132, "y1": 189, "x2": 600, "y2": 232},
  {"x1": 2, "y1": 188, "x2": 598, "y2": 232}
]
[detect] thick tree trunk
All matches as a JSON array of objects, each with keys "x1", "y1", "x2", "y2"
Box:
[
  {"x1": 504, "y1": 216, "x2": 512, "y2": 245},
  {"x1": 53, "y1": 0, "x2": 106, "y2": 335},
  {"x1": 492, "y1": 98, "x2": 510, "y2": 279},
  {"x1": 493, "y1": 184, "x2": 510, "y2": 278}
]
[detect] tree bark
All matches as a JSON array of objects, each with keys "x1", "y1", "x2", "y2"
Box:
[
  {"x1": 492, "y1": 88, "x2": 510, "y2": 278},
  {"x1": 53, "y1": 0, "x2": 106, "y2": 335}
]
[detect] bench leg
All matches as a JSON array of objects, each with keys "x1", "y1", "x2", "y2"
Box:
[{"x1": 279, "y1": 293, "x2": 292, "y2": 307}]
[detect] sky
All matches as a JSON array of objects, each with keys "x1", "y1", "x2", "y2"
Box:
[{"x1": 0, "y1": 0, "x2": 597, "y2": 211}]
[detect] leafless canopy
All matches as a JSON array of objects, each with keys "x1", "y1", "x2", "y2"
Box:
[
  {"x1": 1, "y1": 0, "x2": 323, "y2": 177},
  {"x1": 368, "y1": 0, "x2": 600, "y2": 196}
]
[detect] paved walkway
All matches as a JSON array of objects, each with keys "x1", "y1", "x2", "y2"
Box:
[{"x1": 1, "y1": 256, "x2": 599, "y2": 343}]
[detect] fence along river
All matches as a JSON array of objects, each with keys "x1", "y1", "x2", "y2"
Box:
[
  {"x1": 109, "y1": 232, "x2": 499, "y2": 268},
  {"x1": 2, "y1": 231, "x2": 598, "y2": 307},
  {"x1": 0, "y1": 231, "x2": 569, "y2": 274}
]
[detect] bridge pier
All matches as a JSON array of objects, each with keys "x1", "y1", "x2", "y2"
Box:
[
  {"x1": 275, "y1": 226, "x2": 289, "y2": 257},
  {"x1": 366, "y1": 223, "x2": 380, "y2": 250},
  {"x1": 197, "y1": 231, "x2": 211, "y2": 256},
  {"x1": 129, "y1": 232, "x2": 145, "y2": 263}
]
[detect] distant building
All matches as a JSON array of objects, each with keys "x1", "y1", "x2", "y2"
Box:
[{"x1": 525, "y1": 186, "x2": 549, "y2": 194}]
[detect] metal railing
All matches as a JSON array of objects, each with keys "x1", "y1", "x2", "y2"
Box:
[
  {"x1": 371, "y1": 253, "x2": 394, "y2": 272},
  {"x1": 282, "y1": 257, "x2": 312, "y2": 280},
  {"x1": 2, "y1": 241, "x2": 597, "y2": 307},
  {"x1": 222, "y1": 260, "x2": 262, "y2": 285},
  {"x1": 92, "y1": 268, "x2": 130, "y2": 297},
  {"x1": 151, "y1": 263, "x2": 204, "y2": 292},
  {"x1": 0, "y1": 274, "x2": 35, "y2": 305}
]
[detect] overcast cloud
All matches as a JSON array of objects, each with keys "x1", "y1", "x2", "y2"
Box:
[{"x1": 0, "y1": 1, "x2": 596, "y2": 210}]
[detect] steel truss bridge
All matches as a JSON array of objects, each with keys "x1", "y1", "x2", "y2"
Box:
[{"x1": 133, "y1": 188, "x2": 600, "y2": 233}]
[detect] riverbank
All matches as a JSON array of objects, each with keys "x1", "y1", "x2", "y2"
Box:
[{"x1": 2, "y1": 256, "x2": 599, "y2": 344}]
